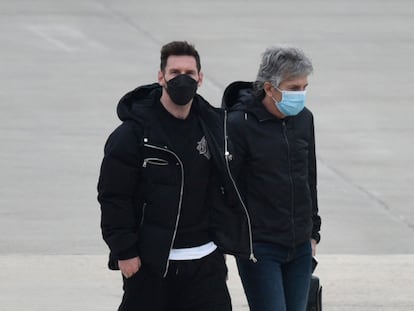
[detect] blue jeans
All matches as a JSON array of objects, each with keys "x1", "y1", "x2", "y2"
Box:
[{"x1": 236, "y1": 241, "x2": 312, "y2": 311}]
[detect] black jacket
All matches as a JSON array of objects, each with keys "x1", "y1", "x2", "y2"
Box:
[
  {"x1": 98, "y1": 83, "x2": 253, "y2": 277},
  {"x1": 222, "y1": 81, "x2": 321, "y2": 247}
]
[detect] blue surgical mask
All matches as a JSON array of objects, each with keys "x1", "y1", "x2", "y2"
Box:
[{"x1": 272, "y1": 88, "x2": 306, "y2": 116}]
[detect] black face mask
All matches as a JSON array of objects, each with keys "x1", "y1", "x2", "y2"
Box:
[{"x1": 165, "y1": 74, "x2": 198, "y2": 106}]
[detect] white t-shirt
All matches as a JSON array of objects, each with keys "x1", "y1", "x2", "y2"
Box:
[{"x1": 168, "y1": 241, "x2": 217, "y2": 260}]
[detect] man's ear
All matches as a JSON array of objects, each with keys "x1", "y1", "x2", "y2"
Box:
[
  {"x1": 197, "y1": 72, "x2": 204, "y2": 87},
  {"x1": 158, "y1": 70, "x2": 165, "y2": 86},
  {"x1": 263, "y1": 81, "x2": 273, "y2": 98}
]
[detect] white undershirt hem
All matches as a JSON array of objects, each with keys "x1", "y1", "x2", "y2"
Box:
[{"x1": 168, "y1": 241, "x2": 217, "y2": 260}]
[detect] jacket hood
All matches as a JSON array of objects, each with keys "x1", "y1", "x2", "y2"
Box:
[
  {"x1": 222, "y1": 81, "x2": 278, "y2": 121},
  {"x1": 117, "y1": 83, "x2": 162, "y2": 122},
  {"x1": 221, "y1": 81, "x2": 255, "y2": 110}
]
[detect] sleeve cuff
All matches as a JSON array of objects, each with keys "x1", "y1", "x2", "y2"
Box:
[
  {"x1": 311, "y1": 232, "x2": 321, "y2": 244},
  {"x1": 117, "y1": 245, "x2": 139, "y2": 260}
]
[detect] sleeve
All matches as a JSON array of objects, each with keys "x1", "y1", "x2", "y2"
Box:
[
  {"x1": 97, "y1": 121, "x2": 143, "y2": 260},
  {"x1": 226, "y1": 111, "x2": 249, "y2": 184},
  {"x1": 308, "y1": 114, "x2": 321, "y2": 243}
]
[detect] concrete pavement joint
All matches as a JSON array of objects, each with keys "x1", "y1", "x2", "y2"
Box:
[
  {"x1": 318, "y1": 156, "x2": 414, "y2": 230},
  {"x1": 95, "y1": 0, "x2": 225, "y2": 92}
]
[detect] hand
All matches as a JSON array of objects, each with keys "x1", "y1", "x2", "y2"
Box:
[
  {"x1": 118, "y1": 256, "x2": 141, "y2": 278},
  {"x1": 311, "y1": 239, "x2": 317, "y2": 257}
]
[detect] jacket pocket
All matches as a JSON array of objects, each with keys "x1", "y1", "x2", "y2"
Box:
[
  {"x1": 142, "y1": 157, "x2": 169, "y2": 167},
  {"x1": 141, "y1": 157, "x2": 175, "y2": 185}
]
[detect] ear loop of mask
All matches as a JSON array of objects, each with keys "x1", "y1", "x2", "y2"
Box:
[
  {"x1": 271, "y1": 96, "x2": 279, "y2": 104},
  {"x1": 268, "y1": 84, "x2": 280, "y2": 104}
]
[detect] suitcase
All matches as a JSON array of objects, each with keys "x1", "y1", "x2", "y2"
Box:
[{"x1": 307, "y1": 274, "x2": 322, "y2": 311}]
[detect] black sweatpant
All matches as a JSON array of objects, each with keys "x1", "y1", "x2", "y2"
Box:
[{"x1": 118, "y1": 250, "x2": 232, "y2": 311}]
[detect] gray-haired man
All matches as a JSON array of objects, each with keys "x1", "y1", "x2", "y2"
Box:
[{"x1": 222, "y1": 45, "x2": 322, "y2": 311}]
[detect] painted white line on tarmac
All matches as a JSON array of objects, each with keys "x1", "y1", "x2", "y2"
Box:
[{"x1": 27, "y1": 24, "x2": 104, "y2": 52}]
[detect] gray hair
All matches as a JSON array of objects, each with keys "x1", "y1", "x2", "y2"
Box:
[{"x1": 254, "y1": 45, "x2": 313, "y2": 93}]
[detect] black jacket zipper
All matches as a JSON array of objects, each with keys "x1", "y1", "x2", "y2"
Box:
[
  {"x1": 224, "y1": 111, "x2": 257, "y2": 262},
  {"x1": 143, "y1": 140, "x2": 185, "y2": 278},
  {"x1": 282, "y1": 121, "x2": 296, "y2": 247}
]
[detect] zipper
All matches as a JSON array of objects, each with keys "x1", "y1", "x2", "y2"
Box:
[
  {"x1": 223, "y1": 111, "x2": 257, "y2": 262},
  {"x1": 282, "y1": 121, "x2": 296, "y2": 245},
  {"x1": 143, "y1": 141, "x2": 185, "y2": 277},
  {"x1": 140, "y1": 202, "x2": 147, "y2": 226}
]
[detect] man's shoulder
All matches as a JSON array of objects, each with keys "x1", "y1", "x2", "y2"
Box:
[
  {"x1": 193, "y1": 95, "x2": 225, "y2": 121},
  {"x1": 194, "y1": 94, "x2": 222, "y2": 111},
  {"x1": 105, "y1": 121, "x2": 144, "y2": 151},
  {"x1": 227, "y1": 109, "x2": 249, "y2": 125},
  {"x1": 295, "y1": 107, "x2": 314, "y2": 122},
  {"x1": 112, "y1": 119, "x2": 143, "y2": 134}
]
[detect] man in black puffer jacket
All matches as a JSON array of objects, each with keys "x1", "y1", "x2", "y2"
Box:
[
  {"x1": 98, "y1": 41, "x2": 253, "y2": 311},
  {"x1": 222, "y1": 45, "x2": 322, "y2": 311}
]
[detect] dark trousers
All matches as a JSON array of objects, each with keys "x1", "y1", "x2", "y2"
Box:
[
  {"x1": 118, "y1": 249, "x2": 232, "y2": 311},
  {"x1": 237, "y1": 241, "x2": 312, "y2": 311}
]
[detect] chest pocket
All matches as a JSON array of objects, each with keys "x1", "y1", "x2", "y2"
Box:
[
  {"x1": 143, "y1": 157, "x2": 169, "y2": 167},
  {"x1": 295, "y1": 138, "x2": 309, "y2": 155},
  {"x1": 294, "y1": 138, "x2": 309, "y2": 160},
  {"x1": 140, "y1": 148, "x2": 179, "y2": 186}
]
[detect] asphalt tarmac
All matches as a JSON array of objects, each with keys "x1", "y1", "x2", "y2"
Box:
[{"x1": 1, "y1": 0, "x2": 413, "y2": 310}]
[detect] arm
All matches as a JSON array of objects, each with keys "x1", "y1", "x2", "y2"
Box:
[
  {"x1": 226, "y1": 111, "x2": 249, "y2": 185},
  {"x1": 308, "y1": 114, "x2": 321, "y2": 252},
  {"x1": 97, "y1": 121, "x2": 143, "y2": 276}
]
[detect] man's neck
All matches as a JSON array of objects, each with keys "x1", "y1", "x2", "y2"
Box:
[
  {"x1": 160, "y1": 91, "x2": 192, "y2": 120},
  {"x1": 262, "y1": 97, "x2": 285, "y2": 119}
]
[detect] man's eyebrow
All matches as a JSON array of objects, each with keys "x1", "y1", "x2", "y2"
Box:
[
  {"x1": 168, "y1": 69, "x2": 197, "y2": 74},
  {"x1": 288, "y1": 83, "x2": 308, "y2": 88}
]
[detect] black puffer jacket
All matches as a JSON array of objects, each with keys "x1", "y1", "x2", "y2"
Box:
[
  {"x1": 222, "y1": 81, "x2": 321, "y2": 247},
  {"x1": 98, "y1": 83, "x2": 253, "y2": 277}
]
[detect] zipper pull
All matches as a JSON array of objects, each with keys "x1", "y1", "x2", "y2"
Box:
[
  {"x1": 225, "y1": 151, "x2": 233, "y2": 161},
  {"x1": 250, "y1": 253, "x2": 258, "y2": 263}
]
